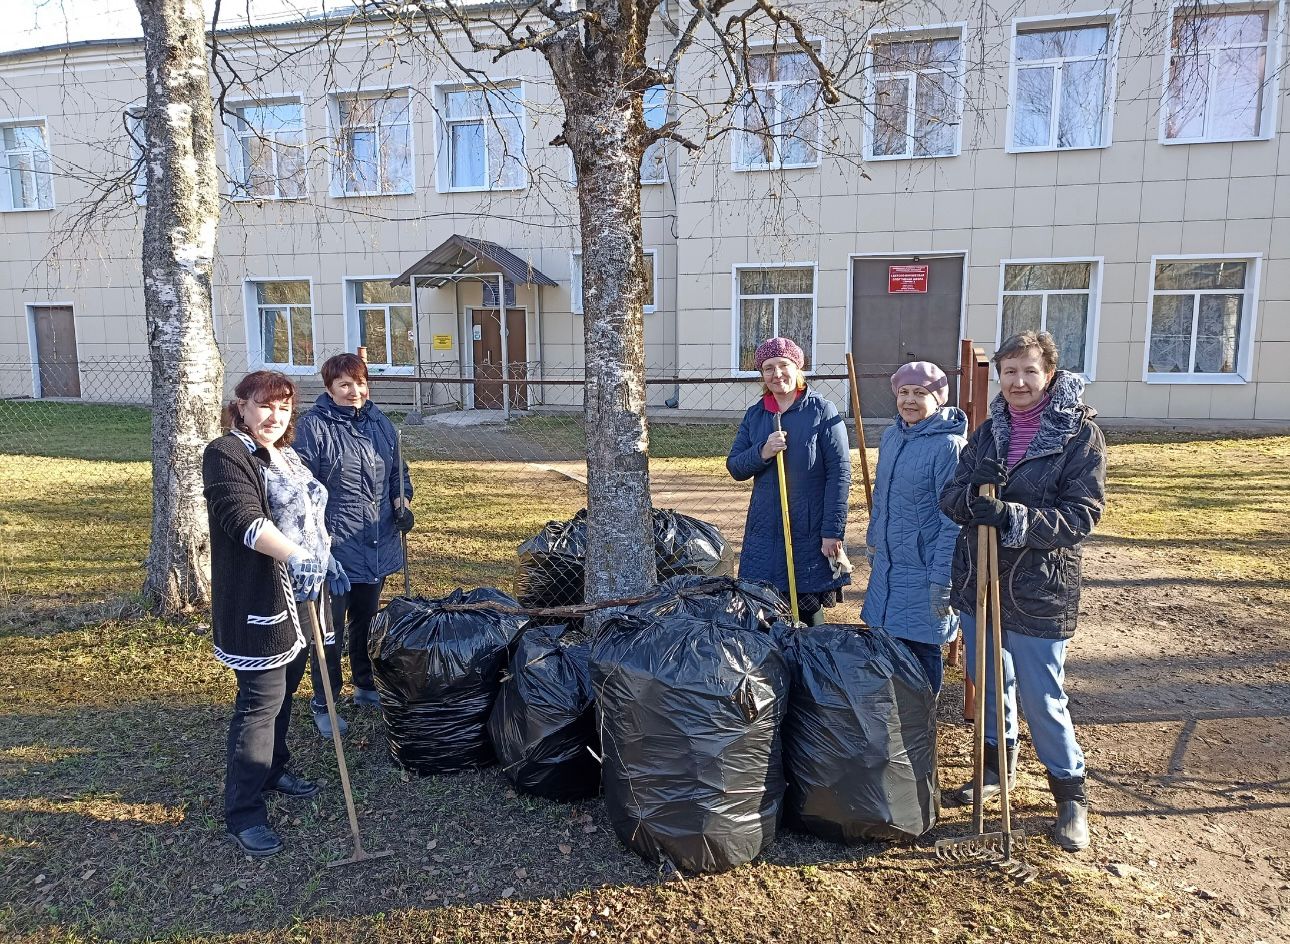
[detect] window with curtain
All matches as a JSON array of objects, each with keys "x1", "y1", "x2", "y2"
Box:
[
  {"x1": 734, "y1": 49, "x2": 821, "y2": 170},
  {"x1": 1165, "y1": 8, "x2": 1272, "y2": 142},
  {"x1": 438, "y1": 83, "x2": 526, "y2": 191},
  {"x1": 352, "y1": 280, "x2": 414, "y2": 368},
  {"x1": 736, "y1": 267, "x2": 814, "y2": 370},
  {"x1": 999, "y1": 261, "x2": 1096, "y2": 373},
  {"x1": 228, "y1": 101, "x2": 306, "y2": 199},
  {"x1": 1010, "y1": 22, "x2": 1112, "y2": 150},
  {"x1": 1148, "y1": 259, "x2": 1252, "y2": 376},
  {"x1": 1, "y1": 122, "x2": 53, "y2": 210},
  {"x1": 333, "y1": 91, "x2": 412, "y2": 195},
  {"x1": 868, "y1": 34, "x2": 962, "y2": 159},
  {"x1": 252, "y1": 280, "x2": 314, "y2": 368}
]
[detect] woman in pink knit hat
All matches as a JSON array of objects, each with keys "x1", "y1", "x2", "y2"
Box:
[{"x1": 726, "y1": 337, "x2": 852, "y2": 623}]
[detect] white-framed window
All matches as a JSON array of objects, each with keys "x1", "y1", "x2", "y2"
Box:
[
  {"x1": 998, "y1": 259, "x2": 1101, "y2": 377},
  {"x1": 1, "y1": 120, "x2": 53, "y2": 211},
  {"x1": 1163, "y1": 4, "x2": 1278, "y2": 143},
  {"x1": 733, "y1": 46, "x2": 821, "y2": 171},
  {"x1": 865, "y1": 30, "x2": 963, "y2": 160},
  {"x1": 733, "y1": 264, "x2": 816, "y2": 371},
  {"x1": 571, "y1": 249, "x2": 657, "y2": 315},
  {"x1": 641, "y1": 85, "x2": 668, "y2": 184},
  {"x1": 435, "y1": 82, "x2": 526, "y2": 192},
  {"x1": 1008, "y1": 18, "x2": 1115, "y2": 151},
  {"x1": 347, "y1": 278, "x2": 415, "y2": 371},
  {"x1": 125, "y1": 110, "x2": 147, "y2": 204},
  {"x1": 244, "y1": 279, "x2": 315, "y2": 371},
  {"x1": 1145, "y1": 255, "x2": 1259, "y2": 382},
  {"x1": 227, "y1": 100, "x2": 306, "y2": 200},
  {"x1": 331, "y1": 90, "x2": 412, "y2": 196}
]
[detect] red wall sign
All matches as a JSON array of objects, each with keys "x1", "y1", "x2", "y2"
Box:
[{"x1": 888, "y1": 264, "x2": 929, "y2": 294}]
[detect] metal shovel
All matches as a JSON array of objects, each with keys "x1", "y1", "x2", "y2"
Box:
[{"x1": 304, "y1": 598, "x2": 393, "y2": 868}]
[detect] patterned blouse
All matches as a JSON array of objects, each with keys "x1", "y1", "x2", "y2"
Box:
[{"x1": 232, "y1": 429, "x2": 330, "y2": 562}]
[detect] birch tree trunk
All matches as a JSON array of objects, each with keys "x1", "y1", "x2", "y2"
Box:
[
  {"x1": 547, "y1": 22, "x2": 657, "y2": 607},
  {"x1": 136, "y1": 0, "x2": 223, "y2": 616}
]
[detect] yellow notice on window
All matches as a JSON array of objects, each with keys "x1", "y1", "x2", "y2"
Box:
[{"x1": 432, "y1": 334, "x2": 453, "y2": 350}]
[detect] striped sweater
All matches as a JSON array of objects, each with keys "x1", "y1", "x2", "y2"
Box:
[{"x1": 202, "y1": 433, "x2": 307, "y2": 672}]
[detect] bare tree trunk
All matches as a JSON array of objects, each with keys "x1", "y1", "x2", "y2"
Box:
[
  {"x1": 136, "y1": 0, "x2": 223, "y2": 616},
  {"x1": 552, "y1": 55, "x2": 657, "y2": 606}
]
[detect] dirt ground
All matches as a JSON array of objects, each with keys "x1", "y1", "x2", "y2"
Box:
[{"x1": 1048, "y1": 539, "x2": 1290, "y2": 943}]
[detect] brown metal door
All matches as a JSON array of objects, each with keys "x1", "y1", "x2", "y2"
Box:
[
  {"x1": 471, "y1": 308, "x2": 527, "y2": 410},
  {"x1": 850, "y1": 256, "x2": 963, "y2": 418},
  {"x1": 32, "y1": 306, "x2": 81, "y2": 398}
]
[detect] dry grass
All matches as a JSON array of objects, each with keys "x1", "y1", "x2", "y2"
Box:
[{"x1": 2, "y1": 424, "x2": 1287, "y2": 942}]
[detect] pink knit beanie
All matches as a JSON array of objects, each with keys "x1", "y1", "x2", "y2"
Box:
[
  {"x1": 890, "y1": 361, "x2": 949, "y2": 405},
  {"x1": 753, "y1": 337, "x2": 805, "y2": 370}
]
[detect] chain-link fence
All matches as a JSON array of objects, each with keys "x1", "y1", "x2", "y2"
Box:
[{"x1": 1, "y1": 347, "x2": 989, "y2": 623}]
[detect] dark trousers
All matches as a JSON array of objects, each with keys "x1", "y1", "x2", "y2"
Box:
[
  {"x1": 225, "y1": 649, "x2": 308, "y2": 833},
  {"x1": 898, "y1": 639, "x2": 945, "y2": 696},
  {"x1": 310, "y1": 579, "x2": 384, "y2": 710}
]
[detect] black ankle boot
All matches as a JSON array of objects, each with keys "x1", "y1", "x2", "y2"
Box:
[
  {"x1": 950, "y1": 741, "x2": 1019, "y2": 806},
  {"x1": 1049, "y1": 773, "x2": 1089, "y2": 851}
]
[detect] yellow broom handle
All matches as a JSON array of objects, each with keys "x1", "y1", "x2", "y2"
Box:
[{"x1": 774, "y1": 413, "x2": 800, "y2": 623}]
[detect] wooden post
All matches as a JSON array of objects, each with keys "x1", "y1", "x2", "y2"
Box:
[
  {"x1": 960, "y1": 344, "x2": 992, "y2": 722},
  {"x1": 844, "y1": 352, "x2": 873, "y2": 514}
]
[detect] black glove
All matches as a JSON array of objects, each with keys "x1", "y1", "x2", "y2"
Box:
[
  {"x1": 967, "y1": 494, "x2": 1010, "y2": 529},
  {"x1": 394, "y1": 506, "x2": 415, "y2": 534},
  {"x1": 969, "y1": 458, "x2": 1008, "y2": 487}
]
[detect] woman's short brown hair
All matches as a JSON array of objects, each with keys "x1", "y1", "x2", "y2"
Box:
[
  {"x1": 222, "y1": 370, "x2": 298, "y2": 446},
  {"x1": 321, "y1": 352, "x2": 369, "y2": 387},
  {"x1": 993, "y1": 330, "x2": 1060, "y2": 374}
]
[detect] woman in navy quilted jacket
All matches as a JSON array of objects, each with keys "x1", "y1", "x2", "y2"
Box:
[
  {"x1": 861, "y1": 362, "x2": 967, "y2": 694},
  {"x1": 294, "y1": 353, "x2": 414, "y2": 739},
  {"x1": 726, "y1": 337, "x2": 851, "y2": 625}
]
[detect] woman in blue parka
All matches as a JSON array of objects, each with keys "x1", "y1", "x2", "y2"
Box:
[
  {"x1": 861, "y1": 361, "x2": 967, "y2": 694},
  {"x1": 726, "y1": 337, "x2": 851, "y2": 625},
  {"x1": 294, "y1": 353, "x2": 414, "y2": 738}
]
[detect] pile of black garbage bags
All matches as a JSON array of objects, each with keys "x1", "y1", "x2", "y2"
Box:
[
  {"x1": 514, "y1": 507, "x2": 735, "y2": 609},
  {"x1": 368, "y1": 562, "x2": 938, "y2": 875}
]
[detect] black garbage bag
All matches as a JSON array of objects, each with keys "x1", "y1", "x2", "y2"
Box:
[
  {"x1": 515, "y1": 509, "x2": 734, "y2": 609},
  {"x1": 591, "y1": 612, "x2": 790, "y2": 873},
  {"x1": 368, "y1": 588, "x2": 525, "y2": 775},
  {"x1": 653, "y1": 509, "x2": 735, "y2": 580},
  {"x1": 626, "y1": 574, "x2": 791, "y2": 632},
  {"x1": 487, "y1": 623, "x2": 600, "y2": 801},
  {"x1": 779, "y1": 623, "x2": 937, "y2": 843},
  {"x1": 515, "y1": 511, "x2": 589, "y2": 610}
]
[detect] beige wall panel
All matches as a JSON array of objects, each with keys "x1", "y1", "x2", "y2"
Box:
[
  {"x1": 1228, "y1": 176, "x2": 1276, "y2": 221},
  {"x1": 1121, "y1": 379, "x2": 1169, "y2": 418},
  {"x1": 1012, "y1": 187, "x2": 1056, "y2": 228},
  {"x1": 1187, "y1": 145, "x2": 1234, "y2": 181},
  {"x1": 1209, "y1": 384, "x2": 1259, "y2": 419},
  {"x1": 1164, "y1": 385, "x2": 1213, "y2": 419},
  {"x1": 1099, "y1": 140, "x2": 1147, "y2": 185},
  {"x1": 1140, "y1": 179, "x2": 1187, "y2": 223},
  {"x1": 1179, "y1": 220, "x2": 1227, "y2": 254},
  {"x1": 1085, "y1": 381, "x2": 1127, "y2": 417},
  {"x1": 1254, "y1": 383, "x2": 1290, "y2": 418},
  {"x1": 1183, "y1": 179, "x2": 1230, "y2": 222},
  {"x1": 1051, "y1": 224, "x2": 1096, "y2": 258},
  {"x1": 1055, "y1": 149, "x2": 1100, "y2": 186},
  {"x1": 1054, "y1": 184, "x2": 1099, "y2": 226}
]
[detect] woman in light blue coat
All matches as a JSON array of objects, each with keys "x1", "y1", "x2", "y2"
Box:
[{"x1": 862, "y1": 361, "x2": 967, "y2": 694}]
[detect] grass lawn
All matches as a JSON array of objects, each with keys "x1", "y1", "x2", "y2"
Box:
[{"x1": 2, "y1": 403, "x2": 1288, "y2": 942}]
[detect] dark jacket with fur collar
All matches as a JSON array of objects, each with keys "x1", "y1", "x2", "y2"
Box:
[{"x1": 939, "y1": 371, "x2": 1106, "y2": 639}]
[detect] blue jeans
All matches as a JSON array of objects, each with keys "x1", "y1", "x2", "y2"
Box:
[
  {"x1": 961, "y1": 612, "x2": 1085, "y2": 780},
  {"x1": 897, "y1": 639, "x2": 944, "y2": 695}
]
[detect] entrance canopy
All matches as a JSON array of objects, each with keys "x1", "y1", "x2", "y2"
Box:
[{"x1": 391, "y1": 234, "x2": 557, "y2": 288}]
